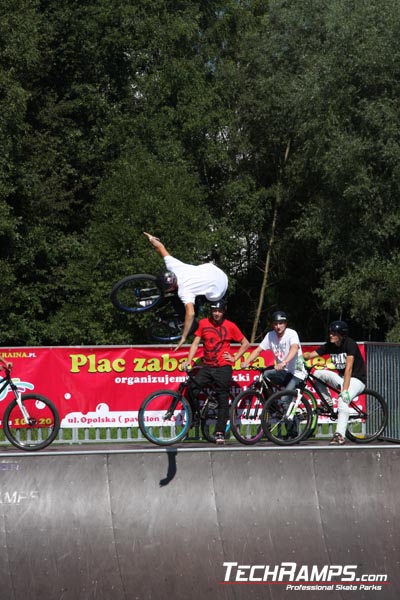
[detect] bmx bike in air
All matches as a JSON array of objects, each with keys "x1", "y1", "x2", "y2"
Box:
[{"x1": 110, "y1": 273, "x2": 193, "y2": 343}]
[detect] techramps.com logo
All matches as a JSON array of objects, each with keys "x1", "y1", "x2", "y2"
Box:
[{"x1": 220, "y1": 562, "x2": 389, "y2": 592}]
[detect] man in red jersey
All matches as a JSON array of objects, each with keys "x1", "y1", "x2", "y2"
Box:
[{"x1": 182, "y1": 300, "x2": 249, "y2": 445}]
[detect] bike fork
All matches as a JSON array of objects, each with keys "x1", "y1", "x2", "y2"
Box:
[
  {"x1": 285, "y1": 389, "x2": 302, "y2": 421},
  {"x1": 14, "y1": 390, "x2": 31, "y2": 424}
]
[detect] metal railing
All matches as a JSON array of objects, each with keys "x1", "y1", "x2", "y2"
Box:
[{"x1": 366, "y1": 342, "x2": 400, "y2": 442}]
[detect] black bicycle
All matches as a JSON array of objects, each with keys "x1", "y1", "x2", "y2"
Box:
[
  {"x1": 261, "y1": 364, "x2": 388, "y2": 446},
  {"x1": 0, "y1": 363, "x2": 60, "y2": 451},
  {"x1": 138, "y1": 368, "x2": 232, "y2": 446},
  {"x1": 111, "y1": 273, "x2": 198, "y2": 343},
  {"x1": 229, "y1": 366, "x2": 282, "y2": 445}
]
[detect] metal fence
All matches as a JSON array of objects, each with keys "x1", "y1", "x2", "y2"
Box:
[{"x1": 366, "y1": 343, "x2": 400, "y2": 442}]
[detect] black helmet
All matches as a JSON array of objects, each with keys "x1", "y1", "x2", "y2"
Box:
[
  {"x1": 156, "y1": 269, "x2": 177, "y2": 292},
  {"x1": 329, "y1": 320, "x2": 349, "y2": 336},
  {"x1": 271, "y1": 310, "x2": 288, "y2": 322},
  {"x1": 210, "y1": 299, "x2": 226, "y2": 311}
]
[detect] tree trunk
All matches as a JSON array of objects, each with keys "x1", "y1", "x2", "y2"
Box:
[
  {"x1": 250, "y1": 141, "x2": 290, "y2": 343},
  {"x1": 250, "y1": 189, "x2": 280, "y2": 343}
]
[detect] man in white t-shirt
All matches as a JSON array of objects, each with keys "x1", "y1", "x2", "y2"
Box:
[
  {"x1": 241, "y1": 310, "x2": 306, "y2": 438},
  {"x1": 144, "y1": 232, "x2": 228, "y2": 350}
]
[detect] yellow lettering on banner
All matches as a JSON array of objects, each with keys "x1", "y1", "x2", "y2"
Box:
[
  {"x1": 113, "y1": 358, "x2": 126, "y2": 372},
  {"x1": 241, "y1": 352, "x2": 265, "y2": 368},
  {"x1": 70, "y1": 354, "x2": 126, "y2": 373},
  {"x1": 311, "y1": 356, "x2": 336, "y2": 370},
  {"x1": 162, "y1": 354, "x2": 178, "y2": 372},
  {"x1": 70, "y1": 354, "x2": 89, "y2": 373},
  {"x1": 133, "y1": 358, "x2": 146, "y2": 372},
  {"x1": 147, "y1": 358, "x2": 160, "y2": 372}
]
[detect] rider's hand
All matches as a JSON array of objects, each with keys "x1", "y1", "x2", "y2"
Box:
[
  {"x1": 174, "y1": 336, "x2": 186, "y2": 353},
  {"x1": 222, "y1": 351, "x2": 234, "y2": 363},
  {"x1": 338, "y1": 391, "x2": 351, "y2": 404},
  {"x1": 143, "y1": 231, "x2": 161, "y2": 248},
  {"x1": 241, "y1": 362, "x2": 250, "y2": 369},
  {"x1": 182, "y1": 361, "x2": 192, "y2": 372}
]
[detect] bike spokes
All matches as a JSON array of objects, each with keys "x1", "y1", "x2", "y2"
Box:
[
  {"x1": 3, "y1": 394, "x2": 60, "y2": 451},
  {"x1": 138, "y1": 391, "x2": 191, "y2": 446}
]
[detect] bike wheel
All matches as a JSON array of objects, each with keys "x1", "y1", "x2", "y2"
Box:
[
  {"x1": 138, "y1": 390, "x2": 192, "y2": 446},
  {"x1": 261, "y1": 389, "x2": 313, "y2": 446},
  {"x1": 301, "y1": 389, "x2": 319, "y2": 440},
  {"x1": 345, "y1": 389, "x2": 388, "y2": 443},
  {"x1": 148, "y1": 315, "x2": 183, "y2": 343},
  {"x1": 110, "y1": 274, "x2": 162, "y2": 313},
  {"x1": 3, "y1": 394, "x2": 60, "y2": 451},
  {"x1": 229, "y1": 390, "x2": 265, "y2": 445}
]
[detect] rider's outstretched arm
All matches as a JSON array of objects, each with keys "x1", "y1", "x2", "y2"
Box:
[
  {"x1": 174, "y1": 302, "x2": 196, "y2": 352},
  {"x1": 144, "y1": 232, "x2": 170, "y2": 258}
]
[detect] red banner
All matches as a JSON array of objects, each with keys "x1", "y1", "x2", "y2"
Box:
[{"x1": 0, "y1": 344, "x2": 365, "y2": 428}]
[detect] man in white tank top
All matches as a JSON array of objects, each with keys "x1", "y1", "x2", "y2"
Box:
[{"x1": 144, "y1": 232, "x2": 228, "y2": 350}]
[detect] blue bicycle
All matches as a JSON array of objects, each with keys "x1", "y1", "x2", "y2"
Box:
[{"x1": 138, "y1": 368, "x2": 232, "y2": 446}]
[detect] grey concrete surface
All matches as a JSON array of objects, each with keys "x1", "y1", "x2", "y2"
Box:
[{"x1": 0, "y1": 444, "x2": 398, "y2": 599}]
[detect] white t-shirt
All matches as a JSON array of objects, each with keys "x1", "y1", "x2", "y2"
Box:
[
  {"x1": 164, "y1": 255, "x2": 228, "y2": 305},
  {"x1": 259, "y1": 327, "x2": 306, "y2": 379}
]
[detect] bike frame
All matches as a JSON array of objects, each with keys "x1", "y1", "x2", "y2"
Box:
[
  {"x1": 302, "y1": 368, "x2": 368, "y2": 422},
  {"x1": 0, "y1": 372, "x2": 31, "y2": 424}
]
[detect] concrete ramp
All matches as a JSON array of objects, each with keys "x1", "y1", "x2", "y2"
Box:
[{"x1": 0, "y1": 446, "x2": 399, "y2": 600}]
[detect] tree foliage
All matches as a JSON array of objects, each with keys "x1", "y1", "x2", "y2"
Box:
[{"x1": 0, "y1": 0, "x2": 399, "y2": 345}]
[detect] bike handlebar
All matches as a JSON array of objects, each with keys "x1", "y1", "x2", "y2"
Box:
[{"x1": 242, "y1": 364, "x2": 275, "y2": 373}]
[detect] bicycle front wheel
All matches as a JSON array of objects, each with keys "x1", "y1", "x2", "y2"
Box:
[
  {"x1": 3, "y1": 394, "x2": 60, "y2": 451},
  {"x1": 138, "y1": 391, "x2": 192, "y2": 446},
  {"x1": 110, "y1": 274, "x2": 162, "y2": 313},
  {"x1": 229, "y1": 390, "x2": 265, "y2": 445},
  {"x1": 346, "y1": 389, "x2": 388, "y2": 443},
  {"x1": 261, "y1": 389, "x2": 313, "y2": 446}
]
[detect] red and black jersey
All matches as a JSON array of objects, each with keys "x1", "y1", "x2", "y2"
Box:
[{"x1": 195, "y1": 317, "x2": 245, "y2": 367}]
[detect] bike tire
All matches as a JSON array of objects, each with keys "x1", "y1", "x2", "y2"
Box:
[
  {"x1": 261, "y1": 389, "x2": 313, "y2": 446},
  {"x1": 148, "y1": 316, "x2": 183, "y2": 343},
  {"x1": 138, "y1": 390, "x2": 192, "y2": 446},
  {"x1": 301, "y1": 389, "x2": 319, "y2": 440},
  {"x1": 345, "y1": 389, "x2": 388, "y2": 443},
  {"x1": 3, "y1": 393, "x2": 60, "y2": 451},
  {"x1": 110, "y1": 274, "x2": 163, "y2": 313},
  {"x1": 229, "y1": 389, "x2": 265, "y2": 445}
]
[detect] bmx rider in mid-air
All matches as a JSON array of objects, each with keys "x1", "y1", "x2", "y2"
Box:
[{"x1": 144, "y1": 232, "x2": 228, "y2": 351}]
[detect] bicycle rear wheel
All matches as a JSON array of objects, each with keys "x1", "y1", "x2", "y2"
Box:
[
  {"x1": 261, "y1": 389, "x2": 313, "y2": 446},
  {"x1": 110, "y1": 274, "x2": 162, "y2": 313},
  {"x1": 229, "y1": 390, "x2": 265, "y2": 445},
  {"x1": 138, "y1": 390, "x2": 192, "y2": 446},
  {"x1": 3, "y1": 394, "x2": 60, "y2": 451},
  {"x1": 148, "y1": 315, "x2": 183, "y2": 343},
  {"x1": 345, "y1": 389, "x2": 388, "y2": 443}
]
